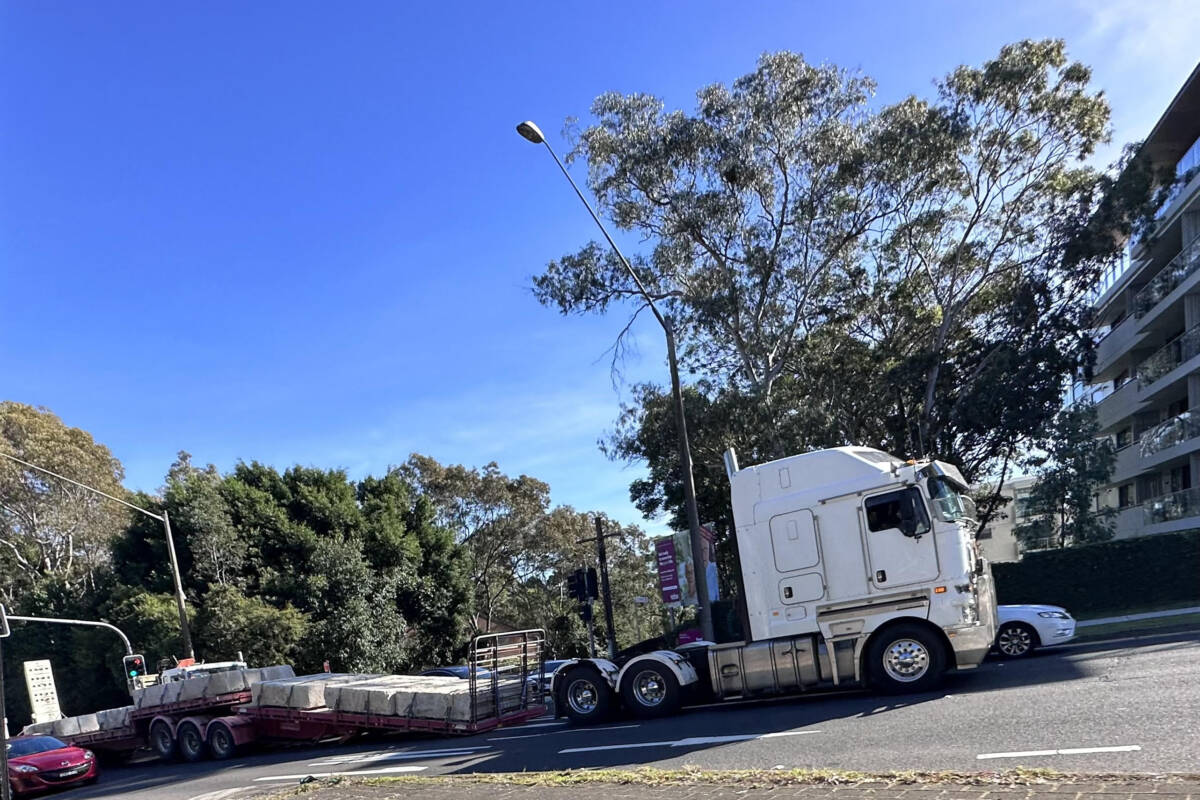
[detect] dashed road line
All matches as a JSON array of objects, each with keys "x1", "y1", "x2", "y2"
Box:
[
  {"x1": 254, "y1": 765, "x2": 427, "y2": 782},
  {"x1": 977, "y1": 745, "x2": 1141, "y2": 760},
  {"x1": 559, "y1": 729, "x2": 820, "y2": 754},
  {"x1": 186, "y1": 789, "x2": 248, "y2": 800}
]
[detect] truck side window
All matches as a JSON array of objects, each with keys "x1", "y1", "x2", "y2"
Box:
[{"x1": 865, "y1": 488, "x2": 930, "y2": 535}]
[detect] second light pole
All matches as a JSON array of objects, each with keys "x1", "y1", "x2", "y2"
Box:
[{"x1": 517, "y1": 120, "x2": 713, "y2": 642}]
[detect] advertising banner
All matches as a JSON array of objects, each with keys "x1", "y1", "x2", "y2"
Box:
[
  {"x1": 655, "y1": 537, "x2": 680, "y2": 605},
  {"x1": 656, "y1": 525, "x2": 719, "y2": 608}
]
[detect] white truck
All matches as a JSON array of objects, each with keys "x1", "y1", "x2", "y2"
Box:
[{"x1": 552, "y1": 446, "x2": 997, "y2": 722}]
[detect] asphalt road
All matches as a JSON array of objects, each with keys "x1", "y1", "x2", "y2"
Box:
[{"x1": 49, "y1": 630, "x2": 1200, "y2": 800}]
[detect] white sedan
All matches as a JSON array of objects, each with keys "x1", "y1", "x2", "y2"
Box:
[{"x1": 993, "y1": 604, "x2": 1077, "y2": 657}]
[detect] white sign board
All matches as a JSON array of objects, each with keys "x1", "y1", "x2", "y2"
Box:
[{"x1": 23, "y1": 660, "x2": 62, "y2": 725}]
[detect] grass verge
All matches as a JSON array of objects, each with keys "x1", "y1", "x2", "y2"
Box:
[
  {"x1": 262, "y1": 766, "x2": 1199, "y2": 798},
  {"x1": 1074, "y1": 612, "x2": 1200, "y2": 641}
]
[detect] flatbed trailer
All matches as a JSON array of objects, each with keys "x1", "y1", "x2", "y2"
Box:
[{"x1": 40, "y1": 630, "x2": 547, "y2": 763}]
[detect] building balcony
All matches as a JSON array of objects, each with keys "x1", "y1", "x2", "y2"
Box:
[
  {"x1": 1135, "y1": 322, "x2": 1200, "y2": 401},
  {"x1": 1133, "y1": 233, "x2": 1200, "y2": 326},
  {"x1": 1139, "y1": 408, "x2": 1200, "y2": 469},
  {"x1": 1096, "y1": 379, "x2": 1141, "y2": 432},
  {"x1": 1142, "y1": 486, "x2": 1200, "y2": 528}
]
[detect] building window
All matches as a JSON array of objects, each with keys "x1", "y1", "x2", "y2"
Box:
[
  {"x1": 1118, "y1": 484, "x2": 1134, "y2": 508},
  {"x1": 1014, "y1": 493, "x2": 1033, "y2": 519},
  {"x1": 1116, "y1": 428, "x2": 1133, "y2": 449},
  {"x1": 1115, "y1": 369, "x2": 1130, "y2": 389},
  {"x1": 1168, "y1": 464, "x2": 1191, "y2": 493},
  {"x1": 1168, "y1": 397, "x2": 1188, "y2": 418},
  {"x1": 977, "y1": 527, "x2": 993, "y2": 540}
]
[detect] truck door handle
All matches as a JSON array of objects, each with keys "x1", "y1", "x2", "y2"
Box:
[{"x1": 875, "y1": 570, "x2": 887, "y2": 583}]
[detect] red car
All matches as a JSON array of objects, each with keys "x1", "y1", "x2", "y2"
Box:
[{"x1": 6, "y1": 735, "x2": 98, "y2": 796}]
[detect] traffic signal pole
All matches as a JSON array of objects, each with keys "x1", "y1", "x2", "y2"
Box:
[{"x1": 1, "y1": 605, "x2": 11, "y2": 800}]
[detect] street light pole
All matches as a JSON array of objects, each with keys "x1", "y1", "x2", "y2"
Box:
[
  {"x1": 0, "y1": 452, "x2": 195, "y2": 659},
  {"x1": 516, "y1": 120, "x2": 713, "y2": 642}
]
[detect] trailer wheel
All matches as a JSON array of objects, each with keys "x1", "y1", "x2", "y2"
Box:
[
  {"x1": 619, "y1": 661, "x2": 681, "y2": 719},
  {"x1": 177, "y1": 721, "x2": 207, "y2": 762},
  {"x1": 866, "y1": 623, "x2": 946, "y2": 694},
  {"x1": 207, "y1": 723, "x2": 237, "y2": 760},
  {"x1": 149, "y1": 719, "x2": 177, "y2": 761},
  {"x1": 558, "y1": 666, "x2": 613, "y2": 724}
]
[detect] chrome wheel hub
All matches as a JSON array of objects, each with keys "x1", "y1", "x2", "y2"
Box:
[
  {"x1": 883, "y1": 638, "x2": 930, "y2": 682},
  {"x1": 633, "y1": 670, "x2": 665, "y2": 706},
  {"x1": 998, "y1": 626, "x2": 1032, "y2": 656},
  {"x1": 567, "y1": 677, "x2": 598, "y2": 715}
]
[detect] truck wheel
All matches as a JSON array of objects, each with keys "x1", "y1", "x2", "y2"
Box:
[
  {"x1": 558, "y1": 666, "x2": 613, "y2": 724},
  {"x1": 176, "y1": 721, "x2": 207, "y2": 762},
  {"x1": 620, "y1": 661, "x2": 681, "y2": 719},
  {"x1": 866, "y1": 623, "x2": 946, "y2": 694},
  {"x1": 995, "y1": 622, "x2": 1039, "y2": 658},
  {"x1": 149, "y1": 719, "x2": 177, "y2": 761},
  {"x1": 207, "y1": 723, "x2": 238, "y2": 760}
]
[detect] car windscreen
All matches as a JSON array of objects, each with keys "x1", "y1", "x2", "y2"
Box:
[{"x1": 7, "y1": 736, "x2": 68, "y2": 757}]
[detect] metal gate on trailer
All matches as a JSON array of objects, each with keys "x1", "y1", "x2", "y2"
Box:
[{"x1": 468, "y1": 629, "x2": 546, "y2": 723}]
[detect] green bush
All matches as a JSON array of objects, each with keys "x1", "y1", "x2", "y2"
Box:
[{"x1": 993, "y1": 530, "x2": 1200, "y2": 616}]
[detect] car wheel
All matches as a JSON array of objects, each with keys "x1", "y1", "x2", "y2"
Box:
[
  {"x1": 557, "y1": 666, "x2": 613, "y2": 724},
  {"x1": 149, "y1": 719, "x2": 177, "y2": 761},
  {"x1": 620, "y1": 661, "x2": 681, "y2": 719},
  {"x1": 995, "y1": 621, "x2": 1039, "y2": 658},
  {"x1": 866, "y1": 623, "x2": 947, "y2": 694}
]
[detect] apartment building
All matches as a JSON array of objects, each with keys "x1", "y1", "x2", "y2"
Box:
[
  {"x1": 1088, "y1": 62, "x2": 1200, "y2": 539},
  {"x1": 976, "y1": 475, "x2": 1038, "y2": 563}
]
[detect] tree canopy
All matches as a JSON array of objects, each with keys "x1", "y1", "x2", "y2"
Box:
[{"x1": 538, "y1": 41, "x2": 1161, "y2": 540}]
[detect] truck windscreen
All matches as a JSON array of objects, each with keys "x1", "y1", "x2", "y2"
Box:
[{"x1": 927, "y1": 476, "x2": 976, "y2": 523}]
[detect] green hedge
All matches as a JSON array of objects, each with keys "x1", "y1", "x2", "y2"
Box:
[{"x1": 992, "y1": 530, "x2": 1200, "y2": 617}]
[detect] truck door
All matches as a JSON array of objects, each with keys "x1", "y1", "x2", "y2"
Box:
[{"x1": 862, "y1": 487, "x2": 938, "y2": 588}]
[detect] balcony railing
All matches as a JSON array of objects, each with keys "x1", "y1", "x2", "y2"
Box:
[
  {"x1": 1133, "y1": 234, "x2": 1200, "y2": 318},
  {"x1": 1136, "y1": 323, "x2": 1200, "y2": 388},
  {"x1": 1143, "y1": 486, "x2": 1200, "y2": 526},
  {"x1": 1139, "y1": 407, "x2": 1200, "y2": 458}
]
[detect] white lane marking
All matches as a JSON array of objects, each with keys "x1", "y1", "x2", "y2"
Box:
[
  {"x1": 513, "y1": 721, "x2": 567, "y2": 729},
  {"x1": 254, "y1": 765, "x2": 427, "y2": 782},
  {"x1": 186, "y1": 790, "x2": 247, "y2": 800},
  {"x1": 309, "y1": 746, "x2": 489, "y2": 766},
  {"x1": 977, "y1": 745, "x2": 1141, "y2": 760},
  {"x1": 488, "y1": 723, "x2": 640, "y2": 741},
  {"x1": 559, "y1": 729, "x2": 820, "y2": 754}
]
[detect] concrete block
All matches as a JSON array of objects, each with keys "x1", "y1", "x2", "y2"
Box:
[
  {"x1": 97, "y1": 706, "x2": 133, "y2": 731},
  {"x1": 21, "y1": 721, "x2": 56, "y2": 736},
  {"x1": 204, "y1": 670, "x2": 248, "y2": 696},
  {"x1": 133, "y1": 682, "x2": 166, "y2": 709},
  {"x1": 75, "y1": 713, "x2": 100, "y2": 734},
  {"x1": 252, "y1": 673, "x2": 379, "y2": 709},
  {"x1": 51, "y1": 716, "x2": 81, "y2": 737},
  {"x1": 177, "y1": 674, "x2": 211, "y2": 701}
]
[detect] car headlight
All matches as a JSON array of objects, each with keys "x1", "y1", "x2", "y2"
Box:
[
  {"x1": 1038, "y1": 610, "x2": 1070, "y2": 619},
  {"x1": 84, "y1": 751, "x2": 95, "y2": 761},
  {"x1": 13, "y1": 764, "x2": 39, "y2": 773}
]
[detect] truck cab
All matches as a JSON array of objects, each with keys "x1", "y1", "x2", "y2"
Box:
[{"x1": 552, "y1": 446, "x2": 997, "y2": 724}]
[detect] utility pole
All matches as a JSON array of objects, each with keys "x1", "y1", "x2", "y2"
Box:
[
  {"x1": 577, "y1": 519, "x2": 620, "y2": 659},
  {"x1": 0, "y1": 452, "x2": 194, "y2": 659}
]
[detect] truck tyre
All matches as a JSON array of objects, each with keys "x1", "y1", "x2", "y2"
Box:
[
  {"x1": 176, "y1": 720, "x2": 207, "y2": 762},
  {"x1": 994, "y1": 621, "x2": 1039, "y2": 658},
  {"x1": 558, "y1": 666, "x2": 613, "y2": 724},
  {"x1": 619, "y1": 661, "x2": 681, "y2": 719},
  {"x1": 866, "y1": 623, "x2": 946, "y2": 694},
  {"x1": 149, "y1": 719, "x2": 177, "y2": 761},
  {"x1": 207, "y1": 723, "x2": 238, "y2": 760}
]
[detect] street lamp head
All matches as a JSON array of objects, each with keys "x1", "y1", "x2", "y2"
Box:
[{"x1": 516, "y1": 120, "x2": 545, "y2": 144}]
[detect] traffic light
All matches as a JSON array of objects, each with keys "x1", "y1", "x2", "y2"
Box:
[
  {"x1": 584, "y1": 567, "x2": 599, "y2": 600},
  {"x1": 566, "y1": 568, "x2": 586, "y2": 602},
  {"x1": 123, "y1": 654, "x2": 146, "y2": 680}
]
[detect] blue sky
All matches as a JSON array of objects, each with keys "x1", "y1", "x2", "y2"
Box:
[{"x1": 2, "y1": 1, "x2": 1197, "y2": 536}]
